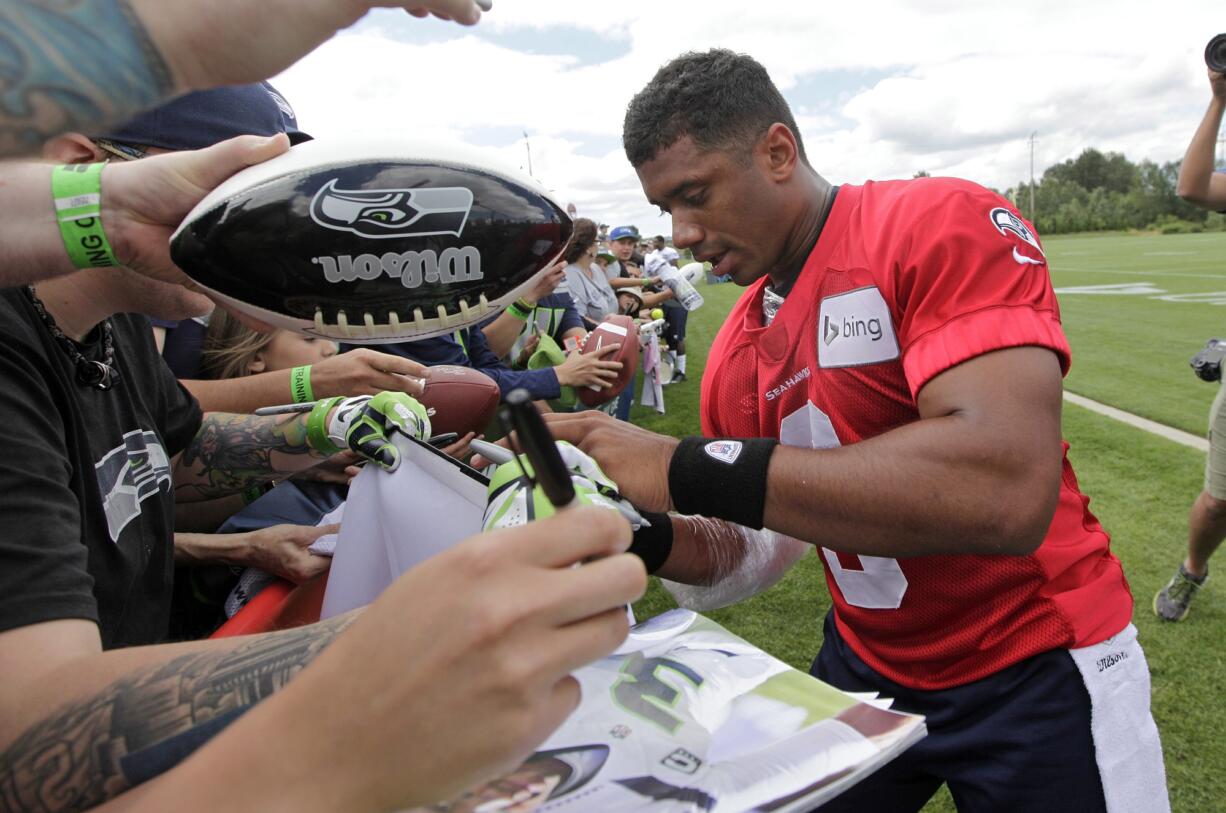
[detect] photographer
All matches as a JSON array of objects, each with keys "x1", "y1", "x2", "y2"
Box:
[{"x1": 1155, "y1": 48, "x2": 1226, "y2": 621}]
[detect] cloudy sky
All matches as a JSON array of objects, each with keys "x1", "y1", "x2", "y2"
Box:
[{"x1": 274, "y1": 1, "x2": 1224, "y2": 235}]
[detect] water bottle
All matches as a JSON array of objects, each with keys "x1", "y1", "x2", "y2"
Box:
[{"x1": 659, "y1": 266, "x2": 704, "y2": 311}]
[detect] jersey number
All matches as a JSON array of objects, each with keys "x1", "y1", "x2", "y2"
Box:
[
  {"x1": 780, "y1": 401, "x2": 909, "y2": 610},
  {"x1": 611, "y1": 651, "x2": 705, "y2": 734}
]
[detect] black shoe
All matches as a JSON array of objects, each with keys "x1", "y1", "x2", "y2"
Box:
[{"x1": 672, "y1": 371, "x2": 687, "y2": 383}]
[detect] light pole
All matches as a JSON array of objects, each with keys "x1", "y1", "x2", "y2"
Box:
[{"x1": 1028, "y1": 131, "x2": 1038, "y2": 223}]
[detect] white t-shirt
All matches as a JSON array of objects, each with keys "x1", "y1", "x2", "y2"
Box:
[{"x1": 564, "y1": 261, "x2": 620, "y2": 323}]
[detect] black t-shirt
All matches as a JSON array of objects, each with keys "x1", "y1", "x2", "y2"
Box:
[{"x1": 0, "y1": 290, "x2": 202, "y2": 648}]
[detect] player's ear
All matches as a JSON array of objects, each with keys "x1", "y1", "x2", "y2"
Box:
[
  {"x1": 760, "y1": 123, "x2": 799, "y2": 182},
  {"x1": 247, "y1": 352, "x2": 267, "y2": 374},
  {"x1": 42, "y1": 133, "x2": 106, "y2": 164}
]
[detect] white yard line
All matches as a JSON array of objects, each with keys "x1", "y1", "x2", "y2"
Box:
[
  {"x1": 1051, "y1": 267, "x2": 1226, "y2": 281},
  {"x1": 1063, "y1": 392, "x2": 1208, "y2": 452}
]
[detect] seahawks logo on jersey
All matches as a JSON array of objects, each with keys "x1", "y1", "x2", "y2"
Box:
[
  {"x1": 989, "y1": 207, "x2": 1046, "y2": 261},
  {"x1": 309, "y1": 180, "x2": 473, "y2": 239}
]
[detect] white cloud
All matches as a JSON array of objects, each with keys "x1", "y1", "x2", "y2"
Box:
[{"x1": 275, "y1": 1, "x2": 1225, "y2": 235}]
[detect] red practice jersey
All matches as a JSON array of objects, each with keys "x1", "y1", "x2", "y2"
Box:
[{"x1": 700, "y1": 178, "x2": 1133, "y2": 690}]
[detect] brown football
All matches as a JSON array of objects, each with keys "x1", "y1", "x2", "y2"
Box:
[
  {"x1": 418, "y1": 365, "x2": 500, "y2": 436},
  {"x1": 576, "y1": 314, "x2": 639, "y2": 408}
]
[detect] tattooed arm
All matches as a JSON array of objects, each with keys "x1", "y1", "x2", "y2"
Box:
[
  {"x1": 0, "y1": 1, "x2": 170, "y2": 156},
  {"x1": 1, "y1": 507, "x2": 643, "y2": 813},
  {"x1": 175, "y1": 393, "x2": 430, "y2": 502},
  {"x1": 173, "y1": 411, "x2": 324, "y2": 503},
  {"x1": 0, "y1": 0, "x2": 484, "y2": 158},
  {"x1": 0, "y1": 612, "x2": 359, "y2": 813}
]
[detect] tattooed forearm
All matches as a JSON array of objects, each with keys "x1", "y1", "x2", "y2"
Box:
[
  {"x1": 176, "y1": 412, "x2": 320, "y2": 500},
  {"x1": 0, "y1": 1, "x2": 173, "y2": 156},
  {"x1": 0, "y1": 613, "x2": 357, "y2": 813}
]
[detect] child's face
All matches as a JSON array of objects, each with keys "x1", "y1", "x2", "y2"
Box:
[
  {"x1": 252, "y1": 331, "x2": 338, "y2": 373},
  {"x1": 625, "y1": 261, "x2": 641, "y2": 278}
]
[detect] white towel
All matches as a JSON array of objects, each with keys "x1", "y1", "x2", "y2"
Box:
[{"x1": 1067, "y1": 623, "x2": 1170, "y2": 813}]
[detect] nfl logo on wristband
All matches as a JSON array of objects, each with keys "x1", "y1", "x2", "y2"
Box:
[{"x1": 704, "y1": 440, "x2": 743, "y2": 464}]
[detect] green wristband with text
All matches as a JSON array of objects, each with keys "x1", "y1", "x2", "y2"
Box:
[
  {"x1": 52, "y1": 164, "x2": 119, "y2": 269},
  {"x1": 290, "y1": 365, "x2": 315, "y2": 403}
]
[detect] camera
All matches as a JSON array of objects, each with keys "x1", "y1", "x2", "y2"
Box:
[
  {"x1": 1190, "y1": 338, "x2": 1226, "y2": 382},
  {"x1": 1206, "y1": 34, "x2": 1226, "y2": 73}
]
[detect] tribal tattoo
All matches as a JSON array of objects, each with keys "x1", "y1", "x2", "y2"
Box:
[
  {"x1": 176, "y1": 412, "x2": 321, "y2": 500},
  {"x1": 0, "y1": 1, "x2": 172, "y2": 156},
  {"x1": 0, "y1": 613, "x2": 357, "y2": 813}
]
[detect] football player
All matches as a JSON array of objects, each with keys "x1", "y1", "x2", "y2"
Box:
[{"x1": 541, "y1": 50, "x2": 1168, "y2": 812}]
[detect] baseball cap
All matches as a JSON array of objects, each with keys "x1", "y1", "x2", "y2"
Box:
[
  {"x1": 609, "y1": 225, "x2": 639, "y2": 241},
  {"x1": 92, "y1": 82, "x2": 310, "y2": 151}
]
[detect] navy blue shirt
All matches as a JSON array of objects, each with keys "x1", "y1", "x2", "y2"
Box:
[
  {"x1": 526, "y1": 292, "x2": 584, "y2": 339},
  {"x1": 150, "y1": 317, "x2": 208, "y2": 379}
]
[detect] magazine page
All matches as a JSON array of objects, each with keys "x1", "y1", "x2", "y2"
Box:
[{"x1": 413, "y1": 609, "x2": 925, "y2": 813}]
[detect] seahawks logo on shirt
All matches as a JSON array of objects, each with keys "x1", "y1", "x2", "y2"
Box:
[
  {"x1": 989, "y1": 207, "x2": 1046, "y2": 263},
  {"x1": 95, "y1": 430, "x2": 171, "y2": 543}
]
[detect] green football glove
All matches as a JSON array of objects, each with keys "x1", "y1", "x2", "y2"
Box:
[
  {"x1": 307, "y1": 392, "x2": 432, "y2": 471},
  {"x1": 482, "y1": 441, "x2": 645, "y2": 530}
]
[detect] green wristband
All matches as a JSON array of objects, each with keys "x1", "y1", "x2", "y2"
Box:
[
  {"x1": 51, "y1": 164, "x2": 119, "y2": 269},
  {"x1": 290, "y1": 365, "x2": 315, "y2": 403},
  {"x1": 507, "y1": 300, "x2": 533, "y2": 320},
  {"x1": 306, "y1": 396, "x2": 345, "y2": 456}
]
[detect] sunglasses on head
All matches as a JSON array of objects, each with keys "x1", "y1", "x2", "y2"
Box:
[{"x1": 92, "y1": 138, "x2": 149, "y2": 161}]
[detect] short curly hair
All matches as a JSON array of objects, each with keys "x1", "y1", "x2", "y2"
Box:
[
  {"x1": 623, "y1": 49, "x2": 807, "y2": 169},
  {"x1": 564, "y1": 217, "x2": 598, "y2": 264}
]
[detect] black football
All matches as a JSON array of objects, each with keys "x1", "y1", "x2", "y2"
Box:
[{"x1": 170, "y1": 140, "x2": 572, "y2": 343}]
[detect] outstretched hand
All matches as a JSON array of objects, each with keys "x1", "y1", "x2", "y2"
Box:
[
  {"x1": 524, "y1": 261, "x2": 567, "y2": 304},
  {"x1": 244, "y1": 523, "x2": 338, "y2": 583},
  {"x1": 131, "y1": 1, "x2": 486, "y2": 92},
  {"x1": 309, "y1": 392, "x2": 433, "y2": 471},
  {"x1": 473, "y1": 411, "x2": 678, "y2": 513},
  {"x1": 102, "y1": 134, "x2": 290, "y2": 288},
  {"x1": 255, "y1": 505, "x2": 643, "y2": 811},
  {"x1": 311, "y1": 348, "x2": 430, "y2": 399},
  {"x1": 554, "y1": 343, "x2": 623, "y2": 390}
]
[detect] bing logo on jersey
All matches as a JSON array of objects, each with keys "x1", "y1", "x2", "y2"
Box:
[{"x1": 818, "y1": 287, "x2": 900, "y2": 369}]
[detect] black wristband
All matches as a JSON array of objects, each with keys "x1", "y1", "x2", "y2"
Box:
[
  {"x1": 629, "y1": 511, "x2": 673, "y2": 574},
  {"x1": 668, "y1": 436, "x2": 779, "y2": 529}
]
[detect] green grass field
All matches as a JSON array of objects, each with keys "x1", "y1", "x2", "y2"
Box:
[{"x1": 626, "y1": 232, "x2": 1226, "y2": 812}]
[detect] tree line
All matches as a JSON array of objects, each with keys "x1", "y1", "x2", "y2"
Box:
[{"x1": 925, "y1": 149, "x2": 1225, "y2": 235}]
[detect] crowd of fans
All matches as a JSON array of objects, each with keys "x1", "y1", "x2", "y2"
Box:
[
  {"x1": 111, "y1": 86, "x2": 698, "y2": 637},
  {"x1": 0, "y1": 4, "x2": 650, "y2": 813}
]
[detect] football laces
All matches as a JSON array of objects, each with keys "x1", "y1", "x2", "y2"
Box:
[{"x1": 312, "y1": 293, "x2": 494, "y2": 341}]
